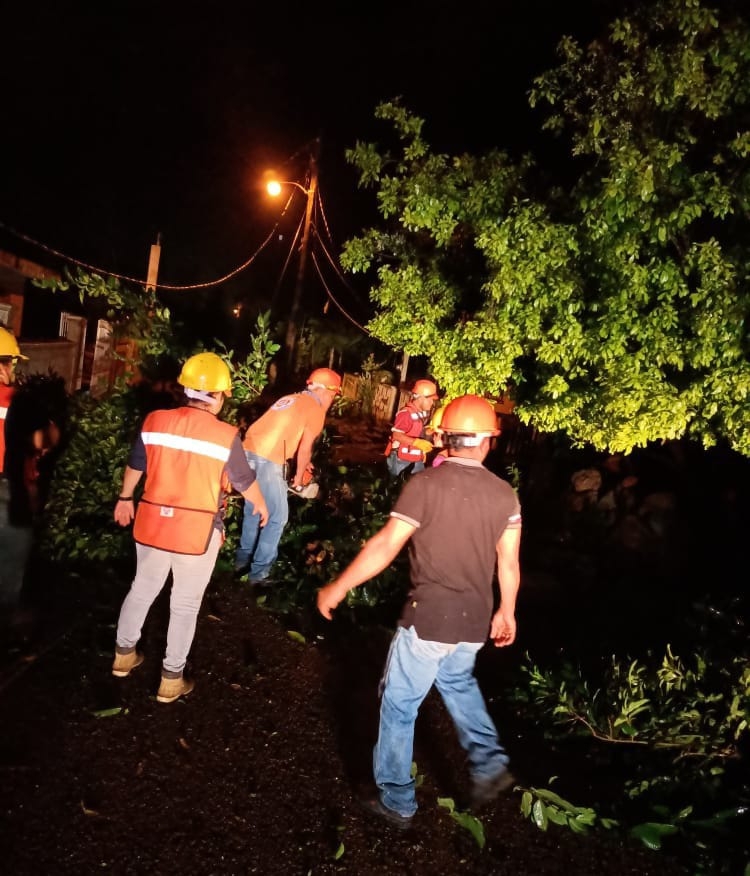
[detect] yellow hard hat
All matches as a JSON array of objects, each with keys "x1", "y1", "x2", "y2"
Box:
[
  {"x1": 178, "y1": 352, "x2": 232, "y2": 393},
  {"x1": 0, "y1": 327, "x2": 28, "y2": 359}
]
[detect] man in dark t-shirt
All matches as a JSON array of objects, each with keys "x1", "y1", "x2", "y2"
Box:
[{"x1": 318, "y1": 394, "x2": 521, "y2": 830}]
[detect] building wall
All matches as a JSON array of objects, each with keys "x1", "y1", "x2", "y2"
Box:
[
  {"x1": 16, "y1": 339, "x2": 78, "y2": 393},
  {"x1": 0, "y1": 248, "x2": 61, "y2": 338}
]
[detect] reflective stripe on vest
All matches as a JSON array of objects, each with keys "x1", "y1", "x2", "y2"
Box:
[
  {"x1": 142, "y1": 430, "x2": 232, "y2": 463},
  {"x1": 133, "y1": 407, "x2": 237, "y2": 555},
  {"x1": 388, "y1": 407, "x2": 427, "y2": 462},
  {"x1": 395, "y1": 444, "x2": 424, "y2": 462}
]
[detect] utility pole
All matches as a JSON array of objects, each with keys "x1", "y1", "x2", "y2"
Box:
[
  {"x1": 285, "y1": 138, "x2": 320, "y2": 374},
  {"x1": 146, "y1": 233, "x2": 162, "y2": 292}
]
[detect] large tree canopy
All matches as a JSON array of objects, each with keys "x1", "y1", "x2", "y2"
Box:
[{"x1": 342, "y1": 0, "x2": 750, "y2": 454}]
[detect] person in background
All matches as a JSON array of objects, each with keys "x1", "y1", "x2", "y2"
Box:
[
  {"x1": 0, "y1": 328, "x2": 60, "y2": 640},
  {"x1": 234, "y1": 367, "x2": 342, "y2": 585},
  {"x1": 384, "y1": 379, "x2": 439, "y2": 477},
  {"x1": 318, "y1": 394, "x2": 522, "y2": 829},
  {"x1": 112, "y1": 352, "x2": 268, "y2": 703},
  {"x1": 0, "y1": 328, "x2": 22, "y2": 477},
  {"x1": 426, "y1": 402, "x2": 449, "y2": 467}
]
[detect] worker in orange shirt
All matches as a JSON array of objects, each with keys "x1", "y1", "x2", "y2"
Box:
[{"x1": 234, "y1": 367, "x2": 342, "y2": 585}]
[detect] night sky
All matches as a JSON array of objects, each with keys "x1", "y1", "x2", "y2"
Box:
[{"x1": 1, "y1": 1, "x2": 628, "y2": 338}]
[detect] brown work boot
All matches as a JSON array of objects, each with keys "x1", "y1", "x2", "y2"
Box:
[
  {"x1": 111, "y1": 648, "x2": 144, "y2": 678},
  {"x1": 156, "y1": 675, "x2": 195, "y2": 703}
]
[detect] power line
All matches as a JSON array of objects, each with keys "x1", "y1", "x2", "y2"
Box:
[
  {"x1": 313, "y1": 188, "x2": 371, "y2": 309},
  {"x1": 311, "y1": 223, "x2": 371, "y2": 308},
  {"x1": 0, "y1": 217, "x2": 285, "y2": 292},
  {"x1": 310, "y1": 250, "x2": 369, "y2": 335},
  {"x1": 270, "y1": 210, "x2": 306, "y2": 307}
]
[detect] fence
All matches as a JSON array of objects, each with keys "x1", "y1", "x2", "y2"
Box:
[{"x1": 341, "y1": 373, "x2": 404, "y2": 422}]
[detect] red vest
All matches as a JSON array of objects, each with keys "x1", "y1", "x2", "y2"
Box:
[
  {"x1": 0, "y1": 384, "x2": 14, "y2": 475},
  {"x1": 385, "y1": 404, "x2": 428, "y2": 463},
  {"x1": 133, "y1": 407, "x2": 238, "y2": 555}
]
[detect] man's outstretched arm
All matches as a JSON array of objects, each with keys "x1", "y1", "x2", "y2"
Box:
[{"x1": 317, "y1": 517, "x2": 415, "y2": 619}]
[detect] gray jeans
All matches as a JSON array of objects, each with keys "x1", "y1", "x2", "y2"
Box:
[
  {"x1": 0, "y1": 478, "x2": 33, "y2": 608},
  {"x1": 115, "y1": 528, "x2": 222, "y2": 675}
]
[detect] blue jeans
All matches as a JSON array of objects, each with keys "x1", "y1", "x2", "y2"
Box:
[
  {"x1": 386, "y1": 453, "x2": 425, "y2": 478},
  {"x1": 234, "y1": 452, "x2": 288, "y2": 581},
  {"x1": 374, "y1": 625, "x2": 509, "y2": 817}
]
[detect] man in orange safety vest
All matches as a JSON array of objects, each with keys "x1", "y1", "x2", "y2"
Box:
[{"x1": 111, "y1": 352, "x2": 268, "y2": 703}]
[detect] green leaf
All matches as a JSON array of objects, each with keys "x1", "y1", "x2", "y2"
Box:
[
  {"x1": 91, "y1": 707, "x2": 124, "y2": 719},
  {"x1": 546, "y1": 808, "x2": 570, "y2": 826},
  {"x1": 450, "y1": 810, "x2": 486, "y2": 849},
  {"x1": 286, "y1": 630, "x2": 306, "y2": 644},
  {"x1": 334, "y1": 842, "x2": 345, "y2": 860},
  {"x1": 531, "y1": 787, "x2": 579, "y2": 811},
  {"x1": 567, "y1": 816, "x2": 588, "y2": 834},
  {"x1": 630, "y1": 822, "x2": 679, "y2": 851},
  {"x1": 532, "y1": 799, "x2": 549, "y2": 830}
]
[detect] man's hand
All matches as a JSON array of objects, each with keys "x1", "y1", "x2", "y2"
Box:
[
  {"x1": 412, "y1": 438, "x2": 433, "y2": 453},
  {"x1": 317, "y1": 580, "x2": 348, "y2": 620},
  {"x1": 253, "y1": 500, "x2": 269, "y2": 527},
  {"x1": 115, "y1": 467, "x2": 143, "y2": 526},
  {"x1": 489, "y1": 609, "x2": 517, "y2": 647},
  {"x1": 317, "y1": 519, "x2": 415, "y2": 620},
  {"x1": 114, "y1": 498, "x2": 135, "y2": 527},
  {"x1": 242, "y1": 481, "x2": 269, "y2": 526}
]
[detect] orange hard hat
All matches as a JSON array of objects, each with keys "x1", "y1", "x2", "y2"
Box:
[
  {"x1": 412, "y1": 379, "x2": 438, "y2": 399},
  {"x1": 438, "y1": 394, "x2": 500, "y2": 436},
  {"x1": 307, "y1": 367, "x2": 342, "y2": 394}
]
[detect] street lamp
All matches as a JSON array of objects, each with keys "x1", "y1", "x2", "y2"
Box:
[{"x1": 265, "y1": 139, "x2": 320, "y2": 373}]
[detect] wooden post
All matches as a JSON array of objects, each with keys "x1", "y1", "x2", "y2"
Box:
[
  {"x1": 399, "y1": 352, "x2": 410, "y2": 386},
  {"x1": 146, "y1": 233, "x2": 162, "y2": 292},
  {"x1": 391, "y1": 352, "x2": 410, "y2": 419}
]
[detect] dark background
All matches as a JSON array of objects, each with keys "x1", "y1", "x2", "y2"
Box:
[{"x1": 1, "y1": 1, "x2": 629, "y2": 341}]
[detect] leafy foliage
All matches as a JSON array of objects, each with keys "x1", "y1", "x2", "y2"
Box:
[
  {"x1": 232, "y1": 454, "x2": 409, "y2": 617},
  {"x1": 216, "y1": 311, "x2": 280, "y2": 414},
  {"x1": 512, "y1": 597, "x2": 750, "y2": 871},
  {"x1": 343, "y1": 0, "x2": 750, "y2": 454},
  {"x1": 34, "y1": 268, "x2": 175, "y2": 369},
  {"x1": 521, "y1": 643, "x2": 748, "y2": 764},
  {"x1": 518, "y1": 782, "x2": 617, "y2": 834},
  {"x1": 293, "y1": 316, "x2": 370, "y2": 377},
  {"x1": 41, "y1": 386, "x2": 146, "y2": 567}
]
